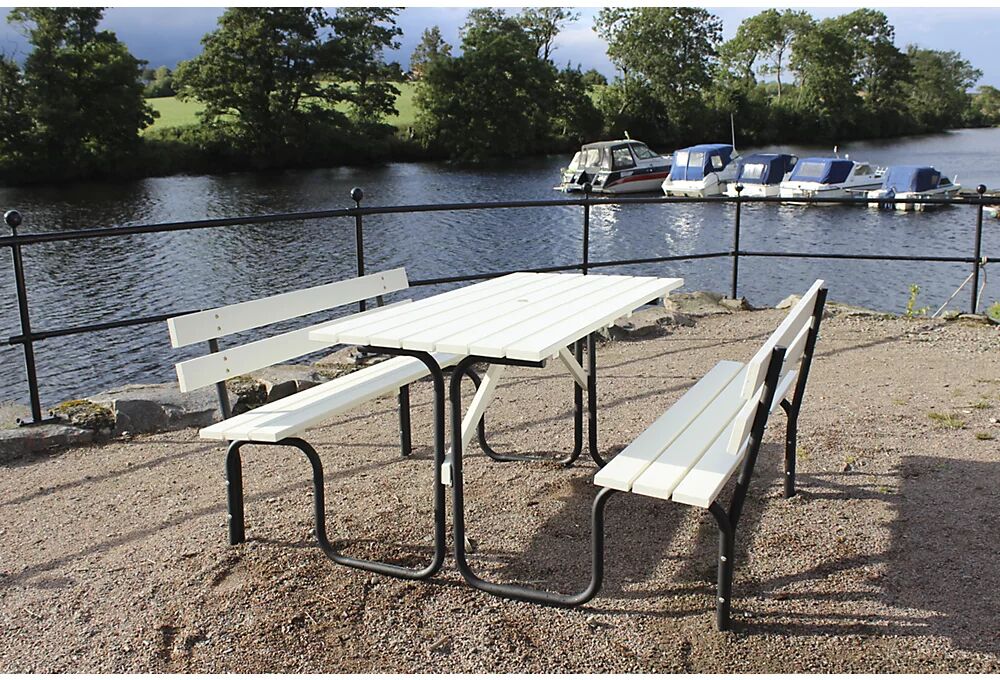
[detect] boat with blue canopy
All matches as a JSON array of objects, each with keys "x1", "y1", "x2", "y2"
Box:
[
  {"x1": 779, "y1": 157, "x2": 884, "y2": 201},
  {"x1": 866, "y1": 165, "x2": 960, "y2": 210},
  {"x1": 723, "y1": 153, "x2": 798, "y2": 197},
  {"x1": 660, "y1": 143, "x2": 741, "y2": 197}
]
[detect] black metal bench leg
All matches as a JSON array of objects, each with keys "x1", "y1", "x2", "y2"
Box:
[
  {"x1": 709, "y1": 501, "x2": 736, "y2": 631},
  {"x1": 466, "y1": 338, "x2": 586, "y2": 467},
  {"x1": 780, "y1": 399, "x2": 798, "y2": 498},
  {"x1": 225, "y1": 440, "x2": 246, "y2": 545},
  {"x1": 586, "y1": 332, "x2": 606, "y2": 468},
  {"x1": 398, "y1": 385, "x2": 412, "y2": 457}
]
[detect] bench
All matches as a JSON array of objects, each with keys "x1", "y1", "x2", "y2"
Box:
[
  {"x1": 167, "y1": 267, "x2": 456, "y2": 580},
  {"x1": 465, "y1": 280, "x2": 827, "y2": 631}
]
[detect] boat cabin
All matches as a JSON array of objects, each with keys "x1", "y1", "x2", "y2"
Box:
[
  {"x1": 668, "y1": 144, "x2": 735, "y2": 182},
  {"x1": 568, "y1": 140, "x2": 663, "y2": 173},
  {"x1": 880, "y1": 166, "x2": 949, "y2": 193},
  {"x1": 786, "y1": 158, "x2": 861, "y2": 185},
  {"x1": 735, "y1": 153, "x2": 798, "y2": 186}
]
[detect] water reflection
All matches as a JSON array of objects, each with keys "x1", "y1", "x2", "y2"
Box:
[{"x1": 1, "y1": 128, "x2": 998, "y2": 403}]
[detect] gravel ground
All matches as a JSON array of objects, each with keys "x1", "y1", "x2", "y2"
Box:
[{"x1": 1, "y1": 309, "x2": 998, "y2": 673}]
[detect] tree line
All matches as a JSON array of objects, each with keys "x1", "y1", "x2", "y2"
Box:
[{"x1": 1, "y1": 6, "x2": 998, "y2": 184}]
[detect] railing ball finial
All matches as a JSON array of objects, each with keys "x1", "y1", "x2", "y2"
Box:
[
  {"x1": 976, "y1": 184, "x2": 987, "y2": 196},
  {"x1": 735, "y1": 184, "x2": 744, "y2": 195},
  {"x1": 4, "y1": 209, "x2": 22, "y2": 230},
  {"x1": 350, "y1": 187, "x2": 364, "y2": 207}
]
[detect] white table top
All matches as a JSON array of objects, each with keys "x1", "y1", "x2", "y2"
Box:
[{"x1": 309, "y1": 272, "x2": 684, "y2": 362}]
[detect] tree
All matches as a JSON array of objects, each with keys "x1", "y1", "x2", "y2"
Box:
[
  {"x1": 0, "y1": 55, "x2": 28, "y2": 161},
  {"x1": 595, "y1": 7, "x2": 722, "y2": 140},
  {"x1": 518, "y1": 8, "x2": 579, "y2": 63},
  {"x1": 904, "y1": 47, "x2": 981, "y2": 131},
  {"x1": 831, "y1": 10, "x2": 910, "y2": 113},
  {"x1": 174, "y1": 8, "x2": 346, "y2": 160},
  {"x1": 409, "y1": 26, "x2": 451, "y2": 80},
  {"x1": 331, "y1": 7, "x2": 403, "y2": 125},
  {"x1": 970, "y1": 85, "x2": 1000, "y2": 126},
  {"x1": 789, "y1": 19, "x2": 861, "y2": 137},
  {"x1": 142, "y1": 65, "x2": 176, "y2": 97},
  {"x1": 580, "y1": 68, "x2": 607, "y2": 88},
  {"x1": 7, "y1": 7, "x2": 153, "y2": 168},
  {"x1": 719, "y1": 9, "x2": 812, "y2": 101},
  {"x1": 415, "y1": 9, "x2": 557, "y2": 160},
  {"x1": 552, "y1": 66, "x2": 602, "y2": 141}
]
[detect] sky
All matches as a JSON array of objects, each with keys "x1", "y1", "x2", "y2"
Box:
[{"x1": 2, "y1": 6, "x2": 1000, "y2": 88}]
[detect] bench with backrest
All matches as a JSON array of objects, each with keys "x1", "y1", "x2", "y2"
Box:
[
  {"x1": 167, "y1": 267, "x2": 456, "y2": 580},
  {"x1": 457, "y1": 280, "x2": 827, "y2": 631}
]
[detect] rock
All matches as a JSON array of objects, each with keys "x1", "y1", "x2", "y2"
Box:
[
  {"x1": 247, "y1": 364, "x2": 327, "y2": 402},
  {"x1": 0, "y1": 424, "x2": 94, "y2": 464},
  {"x1": 941, "y1": 310, "x2": 961, "y2": 321},
  {"x1": 663, "y1": 291, "x2": 733, "y2": 316},
  {"x1": 0, "y1": 401, "x2": 30, "y2": 429},
  {"x1": 720, "y1": 296, "x2": 754, "y2": 311},
  {"x1": 87, "y1": 383, "x2": 233, "y2": 436},
  {"x1": 52, "y1": 399, "x2": 115, "y2": 432},
  {"x1": 775, "y1": 294, "x2": 800, "y2": 310},
  {"x1": 603, "y1": 306, "x2": 670, "y2": 341},
  {"x1": 957, "y1": 313, "x2": 990, "y2": 325}
]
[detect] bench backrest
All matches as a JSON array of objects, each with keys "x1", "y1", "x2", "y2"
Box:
[
  {"x1": 167, "y1": 268, "x2": 409, "y2": 392},
  {"x1": 727, "y1": 279, "x2": 827, "y2": 455}
]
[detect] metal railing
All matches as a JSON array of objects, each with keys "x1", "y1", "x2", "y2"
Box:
[{"x1": 2, "y1": 184, "x2": 993, "y2": 426}]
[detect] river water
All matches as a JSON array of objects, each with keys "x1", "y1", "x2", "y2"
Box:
[{"x1": 2, "y1": 127, "x2": 999, "y2": 405}]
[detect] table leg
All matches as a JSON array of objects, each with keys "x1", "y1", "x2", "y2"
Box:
[{"x1": 448, "y1": 354, "x2": 616, "y2": 605}]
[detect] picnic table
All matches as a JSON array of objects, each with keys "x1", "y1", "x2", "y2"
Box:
[{"x1": 309, "y1": 271, "x2": 684, "y2": 594}]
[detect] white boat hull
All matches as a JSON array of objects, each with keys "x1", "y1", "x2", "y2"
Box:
[
  {"x1": 661, "y1": 175, "x2": 726, "y2": 197},
  {"x1": 779, "y1": 180, "x2": 883, "y2": 202},
  {"x1": 866, "y1": 186, "x2": 962, "y2": 210},
  {"x1": 724, "y1": 183, "x2": 781, "y2": 198}
]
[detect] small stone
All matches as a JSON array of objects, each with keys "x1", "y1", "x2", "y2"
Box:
[{"x1": 464, "y1": 536, "x2": 478, "y2": 554}]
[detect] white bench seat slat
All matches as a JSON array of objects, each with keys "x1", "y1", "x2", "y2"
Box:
[
  {"x1": 168, "y1": 268, "x2": 409, "y2": 348},
  {"x1": 630, "y1": 365, "x2": 751, "y2": 501},
  {"x1": 593, "y1": 361, "x2": 744, "y2": 492},
  {"x1": 199, "y1": 352, "x2": 459, "y2": 443},
  {"x1": 175, "y1": 300, "x2": 412, "y2": 393}
]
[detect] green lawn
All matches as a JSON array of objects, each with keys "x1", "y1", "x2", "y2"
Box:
[{"x1": 144, "y1": 81, "x2": 418, "y2": 133}]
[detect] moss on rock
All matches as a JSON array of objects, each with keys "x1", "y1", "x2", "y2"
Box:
[{"x1": 53, "y1": 399, "x2": 116, "y2": 432}]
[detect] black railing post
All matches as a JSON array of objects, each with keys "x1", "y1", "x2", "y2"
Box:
[
  {"x1": 972, "y1": 184, "x2": 986, "y2": 314},
  {"x1": 5, "y1": 210, "x2": 46, "y2": 425},
  {"x1": 582, "y1": 183, "x2": 592, "y2": 275},
  {"x1": 351, "y1": 187, "x2": 366, "y2": 312},
  {"x1": 731, "y1": 184, "x2": 743, "y2": 300}
]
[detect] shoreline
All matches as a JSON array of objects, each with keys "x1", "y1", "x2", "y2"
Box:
[{"x1": 2, "y1": 292, "x2": 994, "y2": 463}]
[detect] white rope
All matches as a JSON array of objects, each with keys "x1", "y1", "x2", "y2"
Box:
[{"x1": 932, "y1": 271, "x2": 975, "y2": 318}]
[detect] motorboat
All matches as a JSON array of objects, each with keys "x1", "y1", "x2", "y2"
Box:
[
  {"x1": 555, "y1": 140, "x2": 670, "y2": 194},
  {"x1": 661, "y1": 143, "x2": 740, "y2": 197},
  {"x1": 779, "y1": 157, "x2": 884, "y2": 201},
  {"x1": 866, "y1": 165, "x2": 961, "y2": 210},
  {"x1": 723, "y1": 153, "x2": 798, "y2": 198}
]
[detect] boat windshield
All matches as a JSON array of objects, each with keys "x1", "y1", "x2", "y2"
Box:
[
  {"x1": 740, "y1": 163, "x2": 767, "y2": 181},
  {"x1": 688, "y1": 152, "x2": 706, "y2": 171},
  {"x1": 631, "y1": 144, "x2": 658, "y2": 161},
  {"x1": 795, "y1": 161, "x2": 827, "y2": 179},
  {"x1": 611, "y1": 146, "x2": 635, "y2": 170}
]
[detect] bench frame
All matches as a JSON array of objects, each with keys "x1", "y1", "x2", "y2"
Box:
[{"x1": 443, "y1": 287, "x2": 827, "y2": 630}]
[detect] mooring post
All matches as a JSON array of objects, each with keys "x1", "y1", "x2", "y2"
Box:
[
  {"x1": 971, "y1": 184, "x2": 986, "y2": 314},
  {"x1": 582, "y1": 182, "x2": 592, "y2": 275},
  {"x1": 731, "y1": 184, "x2": 743, "y2": 300},
  {"x1": 350, "y1": 187, "x2": 366, "y2": 313},
  {"x1": 5, "y1": 209, "x2": 46, "y2": 425}
]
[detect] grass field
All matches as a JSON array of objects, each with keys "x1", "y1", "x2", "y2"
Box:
[{"x1": 145, "y1": 81, "x2": 418, "y2": 133}]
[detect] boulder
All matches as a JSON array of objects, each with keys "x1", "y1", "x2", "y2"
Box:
[
  {"x1": 720, "y1": 296, "x2": 754, "y2": 311},
  {"x1": 87, "y1": 383, "x2": 233, "y2": 435},
  {"x1": 247, "y1": 364, "x2": 328, "y2": 403},
  {"x1": 0, "y1": 424, "x2": 94, "y2": 464},
  {"x1": 775, "y1": 295, "x2": 884, "y2": 319},
  {"x1": 601, "y1": 305, "x2": 695, "y2": 341},
  {"x1": 663, "y1": 291, "x2": 733, "y2": 316},
  {"x1": 0, "y1": 401, "x2": 30, "y2": 429}
]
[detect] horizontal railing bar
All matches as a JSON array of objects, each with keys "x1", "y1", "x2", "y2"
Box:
[
  {"x1": 739, "y1": 250, "x2": 979, "y2": 264},
  {"x1": 0, "y1": 209, "x2": 356, "y2": 248},
  {"x1": 2, "y1": 194, "x2": 994, "y2": 249},
  {"x1": 6, "y1": 309, "x2": 202, "y2": 344},
  {"x1": 409, "y1": 262, "x2": 584, "y2": 287},
  {"x1": 587, "y1": 251, "x2": 733, "y2": 268}
]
